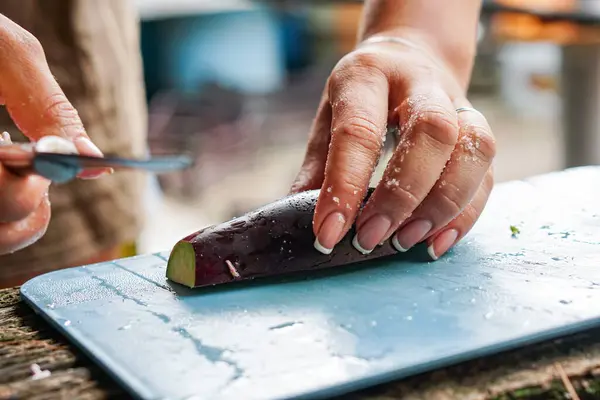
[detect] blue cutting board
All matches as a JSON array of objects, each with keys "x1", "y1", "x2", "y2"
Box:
[{"x1": 21, "y1": 167, "x2": 600, "y2": 400}]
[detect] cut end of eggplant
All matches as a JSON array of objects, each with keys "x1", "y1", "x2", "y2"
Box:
[{"x1": 166, "y1": 241, "x2": 196, "y2": 288}]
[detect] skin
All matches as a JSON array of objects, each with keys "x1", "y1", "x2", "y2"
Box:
[
  {"x1": 291, "y1": 0, "x2": 496, "y2": 260},
  {"x1": 0, "y1": 14, "x2": 109, "y2": 256}
]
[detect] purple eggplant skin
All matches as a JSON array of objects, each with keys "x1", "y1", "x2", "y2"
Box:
[{"x1": 166, "y1": 187, "x2": 399, "y2": 288}]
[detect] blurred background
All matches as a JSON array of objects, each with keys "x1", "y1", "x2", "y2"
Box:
[{"x1": 133, "y1": 0, "x2": 600, "y2": 253}]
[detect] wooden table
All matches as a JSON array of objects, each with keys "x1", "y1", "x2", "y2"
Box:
[{"x1": 2, "y1": 286, "x2": 600, "y2": 399}]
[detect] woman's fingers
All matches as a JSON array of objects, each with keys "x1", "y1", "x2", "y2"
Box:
[
  {"x1": 391, "y1": 104, "x2": 496, "y2": 252},
  {"x1": 0, "y1": 164, "x2": 49, "y2": 222},
  {"x1": 0, "y1": 15, "x2": 108, "y2": 178},
  {"x1": 312, "y1": 57, "x2": 390, "y2": 254},
  {"x1": 351, "y1": 86, "x2": 459, "y2": 254},
  {"x1": 426, "y1": 167, "x2": 494, "y2": 259},
  {"x1": 0, "y1": 194, "x2": 51, "y2": 255}
]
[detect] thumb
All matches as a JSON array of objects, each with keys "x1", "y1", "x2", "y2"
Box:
[{"x1": 0, "y1": 14, "x2": 104, "y2": 163}]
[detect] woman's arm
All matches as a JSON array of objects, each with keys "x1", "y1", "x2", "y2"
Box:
[{"x1": 358, "y1": 0, "x2": 482, "y2": 89}]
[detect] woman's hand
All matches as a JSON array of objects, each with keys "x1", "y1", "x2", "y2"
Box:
[
  {"x1": 291, "y1": 33, "x2": 495, "y2": 260},
  {"x1": 0, "y1": 14, "x2": 107, "y2": 255}
]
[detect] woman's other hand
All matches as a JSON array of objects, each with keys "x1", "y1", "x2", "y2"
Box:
[
  {"x1": 0, "y1": 14, "x2": 107, "y2": 255},
  {"x1": 291, "y1": 1, "x2": 494, "y2": 260}
]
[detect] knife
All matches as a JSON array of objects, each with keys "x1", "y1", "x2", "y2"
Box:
[{"x1": 0, "y1": 141, "x2": 194, "y2": 183}]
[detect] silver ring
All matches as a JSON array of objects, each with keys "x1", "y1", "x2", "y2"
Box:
[{"x1": 455, "y1": 107, "x2": 480, "y2": 114}]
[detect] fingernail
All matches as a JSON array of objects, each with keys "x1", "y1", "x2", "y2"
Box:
[
  {"x1": 427, "y1": 229, "x2": 459, "y2": 260},
  {"x1": 74, "y1": 137, "x2": 104, "y2": 157},
  {"x1": 392, "y1": 219, "x2": 433, "y2": 252},
  {"x1": 353, "y1": 214, "x2": 392, "y2": 255},
  {"x1": 78, "y1": 167, "x2": 114, "y2": 180},
  {"x1": 0, "y1": 131, "x2": 11, "y2": 143},
  {"x1": 314, "y1": 212, "x2": 346, "y2": 255}
]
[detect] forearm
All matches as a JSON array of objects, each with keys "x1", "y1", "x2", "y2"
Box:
[{"x1": 357, "y1": 0, "x2": 482, "y2": 88}]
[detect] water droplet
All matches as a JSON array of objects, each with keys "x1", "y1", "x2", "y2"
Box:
[
  {"x1": 484, "y1": 311, "x2": 494, "y2": 319},
  {"x1": 405, "y1": 315, "x2": 413, "y2": 321},
  {"x1": 64, "y1": 320, "x2": 71, "y2": 326},
  {"x1": 559, "y1": 299, "x2": 572, "y2": 305},
  {"x1": 470, "y1": 298, "x2": 476, "y2": 304},
  {"x1": 47, "y1": 303, "x2": 55, "y2": 309},
  {"x1": 119, "y1": 324, "x2": 132, "y2": 331},
  {"x1": 370, "y1": 320, "x2": 377, "y2": 327}
]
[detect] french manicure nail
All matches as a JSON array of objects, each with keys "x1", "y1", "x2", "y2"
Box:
[
  {"x1": 353, "y1": 214, "x2": 392, "y2": 255},
  {"x1": 314, "y1": 212, "x2": 346, "y2": 255},
  {"x1": 75, "y1": 137, "x2": 104, "y2": 157},
  {"x1": 392, "y1": 219, "x2": 433, "y2": 252},
  {"x1": 427, "y1": 228, "x2": 459, "y2": 260}
]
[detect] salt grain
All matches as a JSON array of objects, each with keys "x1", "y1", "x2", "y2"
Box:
[
  {"x1": 385, "y1": 178, "x2": 400, "y2": 189},
  {"x1": 30, "y1": 364, "x2": 51, "y2": 380}
]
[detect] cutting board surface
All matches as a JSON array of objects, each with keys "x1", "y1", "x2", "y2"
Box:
[{"x1": 21, "y1": 167, "x2": 600, "y2": 400}]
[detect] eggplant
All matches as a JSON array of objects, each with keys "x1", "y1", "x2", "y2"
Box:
[{"x1": 166, "y1": 188, "x2": 399, "y2": 288}]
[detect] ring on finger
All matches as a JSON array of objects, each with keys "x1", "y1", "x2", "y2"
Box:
[{"x1": 455, "y1": 107, "x2": 483, "y2": 116}]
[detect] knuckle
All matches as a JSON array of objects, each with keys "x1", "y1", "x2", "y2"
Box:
[
  {"x1": 339, "y1": 178, "x2": 365, "y2": 199},
  {"x1": 347, "y1": 51, "x2": 382, "y2": 71},
  {"x1": 458, "y1": 124, "x2": 496, "y2": 164},
  {"x1": 330, "y1": 51, "x2": 386, "y2": 88},
  {"x1": 323, "y1": 177, "x2": 365, "y2": 212},
  {"x1": 380, "y1": 179, "x2": 421, "y2": 212},
  {"x1": 0, "y1": 21, "x2": 43, "y2": 61},
  {"x1": 42, "y1": 93, "x2": 83, "y2": 127},
  {"x1": 413, "y1": 105, "x2": 459, "y2": 148},
  {"x1": 335, "y1": 116, "x2": 383, "y2": 157},
  {"x1": 459, "y1": 202, "x2": 479, "y2": 226},
  {"x1": 436, "y1": 181, "x2": 465, "y2": 217},
  {"x1": 327, "y1": 67, "x2": 345, "y2": 88}
]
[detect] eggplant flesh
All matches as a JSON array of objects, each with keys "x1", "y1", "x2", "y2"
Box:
[{"x1": 166, "y1": 188, "x2": 398, "y2": 288}]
